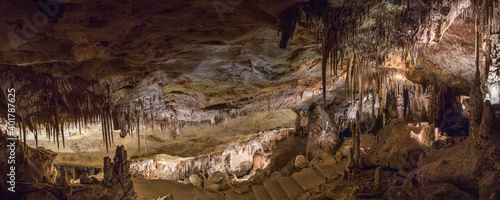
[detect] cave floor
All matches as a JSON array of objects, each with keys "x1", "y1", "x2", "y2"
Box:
[{"x1": 132, "y1": 178, "x2": 223, "y2": 200}]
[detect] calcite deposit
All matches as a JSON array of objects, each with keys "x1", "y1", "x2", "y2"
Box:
[{"x1": 0, "y1": 0, "x2": 499, "y2": 199}]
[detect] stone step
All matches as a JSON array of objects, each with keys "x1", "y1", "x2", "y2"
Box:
[
  {"x1": 225, "y1": 189, "x2": 256, "y2": 200},
  {"x1": 291, "y1": 168, "x2": 326, "y2": 191},
  {"x1": 276, "y1": 176, "x2": 303, "y2": 198},
  {"x1": 263, "y1": 178, "x2": 288, "y2": 200},
  {"x1": 252, "y1": 185, "x2": 273, "y2": 200},
  {"x1": 312, "y1": 160, "x2": 346, "y2": 179}
]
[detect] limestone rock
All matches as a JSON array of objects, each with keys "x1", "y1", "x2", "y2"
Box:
[
  {"x1": 205, "y1": 171, "x2": 230, "y2": 192},
  {"x1": 338, "y1": 134, "x2": 375, "y2": 158},
  {"x1": 234, "y1": 183, "x2": 252, "y2": 194},
  {"x1": 294, "y1": 155, "x2": 308, "y2": 169},
  {"x1": 363, "y1": 121, "x2": 427, "y2": 171},
  {"x1": 102, "y1": 145, "x2": 137, "y2": 199},
  {"x1": 90, "y1": 176, "x2": 100, "y2": 183},
  {"x1": 80, "y1": 176, "x2": 92, "y2": 184},
  {"x1": 305, "y1": 105, "x2": 340, "y2": 159},
  {"x1": 249, "y1": 169, "x2": 265, "y2": 184},
  {"x1": 479, "y1": 100, "x2": 497, "y2": 139},
  {"x1": 334, "y1": 151, "x2": 343, "y2": 163},
  {"x1": 189, "y1": 174, "x2": 204, "y2": 188}
]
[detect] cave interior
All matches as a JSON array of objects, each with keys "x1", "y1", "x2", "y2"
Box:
[{"x1": 1, "y1": 0, "x2": 500, "y2": 199}]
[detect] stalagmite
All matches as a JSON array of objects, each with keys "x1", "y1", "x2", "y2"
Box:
[{"x1": 354, "y1": 111, "x2": 361, "y2": 168}]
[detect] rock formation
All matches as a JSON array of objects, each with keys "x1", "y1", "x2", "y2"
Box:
[
  {"x1": 0, "y1": 0, "x2": 499, "y2": 199},
  {"x1": 102, "y1": 145, "x2": 137, "y2": 199}
]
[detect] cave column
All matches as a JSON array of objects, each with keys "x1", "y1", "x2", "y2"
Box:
[{"x1": 470, "y1": 4, "x2": 485, "y2": 143}]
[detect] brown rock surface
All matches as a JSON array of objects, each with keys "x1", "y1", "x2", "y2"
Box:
[{"x1": 363, "y1": 120, "x2": 428, "y2": 171}]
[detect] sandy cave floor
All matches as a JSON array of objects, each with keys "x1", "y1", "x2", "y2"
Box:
[{"x1": 132, "y1": 178, "x2": 223, "y2": 200}]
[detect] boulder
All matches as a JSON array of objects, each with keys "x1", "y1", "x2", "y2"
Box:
[
  {"x1": 90, "y1": 176, "x2": 99, "y2": 183},
  {"x1": 294, "y1": 155, "x2": 308, "y2": 169},
  {"x1": 205, "y1": 171, "x2": 230, "y2": 192},
  {"x1": 304, "y1": 105, "x2": 340, "y2": 159},
  {"x1": 338, "y1": 134, "x2": 375, "y2": 158},
  {"x1": 363, "y1": 121, "x2": 427, "y2": 171},
  {"x1": 234, "y1": 183, "x2": 252, "y2": 194},
  {"x1": 80, "y1": 176, "x2": 93, "y2": 184},
  {"x1": 205, "y1": 184, "x2": 221, "y2": 192},
  {"x1": 249, "y1": 169, "x2": 265, "y2": 184},
  {"x1": 189, "y1": 173, "x2": 204, "y2": 188}
]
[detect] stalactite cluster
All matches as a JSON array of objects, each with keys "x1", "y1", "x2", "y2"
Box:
[
  {"x1": 279, "y1": 0, "x2": 427, "y2": 117},
  {"x1": 0, "y1": 67, "x2": 124, "y2": 153},
  {"x1": 278, "y1": 0, "x2": 499, "y2": 139},
  {"x1": 469, "y1": 0, "x2": 498, "y2": 142}
]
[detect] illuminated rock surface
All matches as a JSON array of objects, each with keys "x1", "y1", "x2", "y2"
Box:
[{"x1": 0, "y1": 0, "x2": 499, "y2": 199}]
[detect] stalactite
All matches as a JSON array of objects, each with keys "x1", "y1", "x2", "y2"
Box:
[
  {"x1": 52, "y1": 124, "x2": 56, "y2": 145},
  {"x1": 359, "y1": 57, "x2": 363, "y2": 115},
  {"x1": 103, "y1": 113, "x2": 109, "y2": 154},
  {"x1": 18, "y1": 121, "x2": 22, "y2": 142},
  {"x1": 150, "y1": 97, "x2": 154, "y2": 130},
  {"x1": 53, "y1": 99, "x2": 60, "y2": 150},
  {"x1": 143, "y1": 122, "x2": 148, "y2": 154},
  {"x1": 101, "y1": 114, "x2": 105, "y2": 143},
  {"x1": 278, "y1": 4, "x2": 302, "y2": 49},
  {"x1": 48, "y1": 124, "x2": 51, "y2": 142},
  {"x1": 79, "y1": 117, "x2": 82, "y2": 135},
  {"x1": 137, "y1": 112, "x2": 141, "y2": 152},
  {"x1": 22, "y1": 119, "x2": 27, "y2": 150},
  {"x1": 351, "y1": 54, "x2": 357, "y2": 101},
  {"x1": 108, "y1": 112, "x2": 113, "y2": 144},
  {"x1": 35, "y1": 103, "x2": 40, "y2": 148},
  {"x1": 127, "y1": 106, "x2": 132, "y2": 138},
  {"x1": 483, "y1": 0, "x2": 493, "y2": 97},
  {"x1": 46, "y1": 125, "x2": 49, "y2": 141},
  {"x1": 61, "y1": 120, "x2": 65, "y2": 148}
]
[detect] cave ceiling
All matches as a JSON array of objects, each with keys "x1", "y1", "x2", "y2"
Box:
[{"x1": 0, "y1": 0, "x2": 495, "y2": 133}]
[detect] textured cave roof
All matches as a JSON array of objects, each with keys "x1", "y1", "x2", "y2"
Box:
[
  {"x1": 0, "y1": 0, "x2": 483, "y2": 122},
  {"x1": 0, "y1": 0, "x2": 309, "y2": 65}
]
